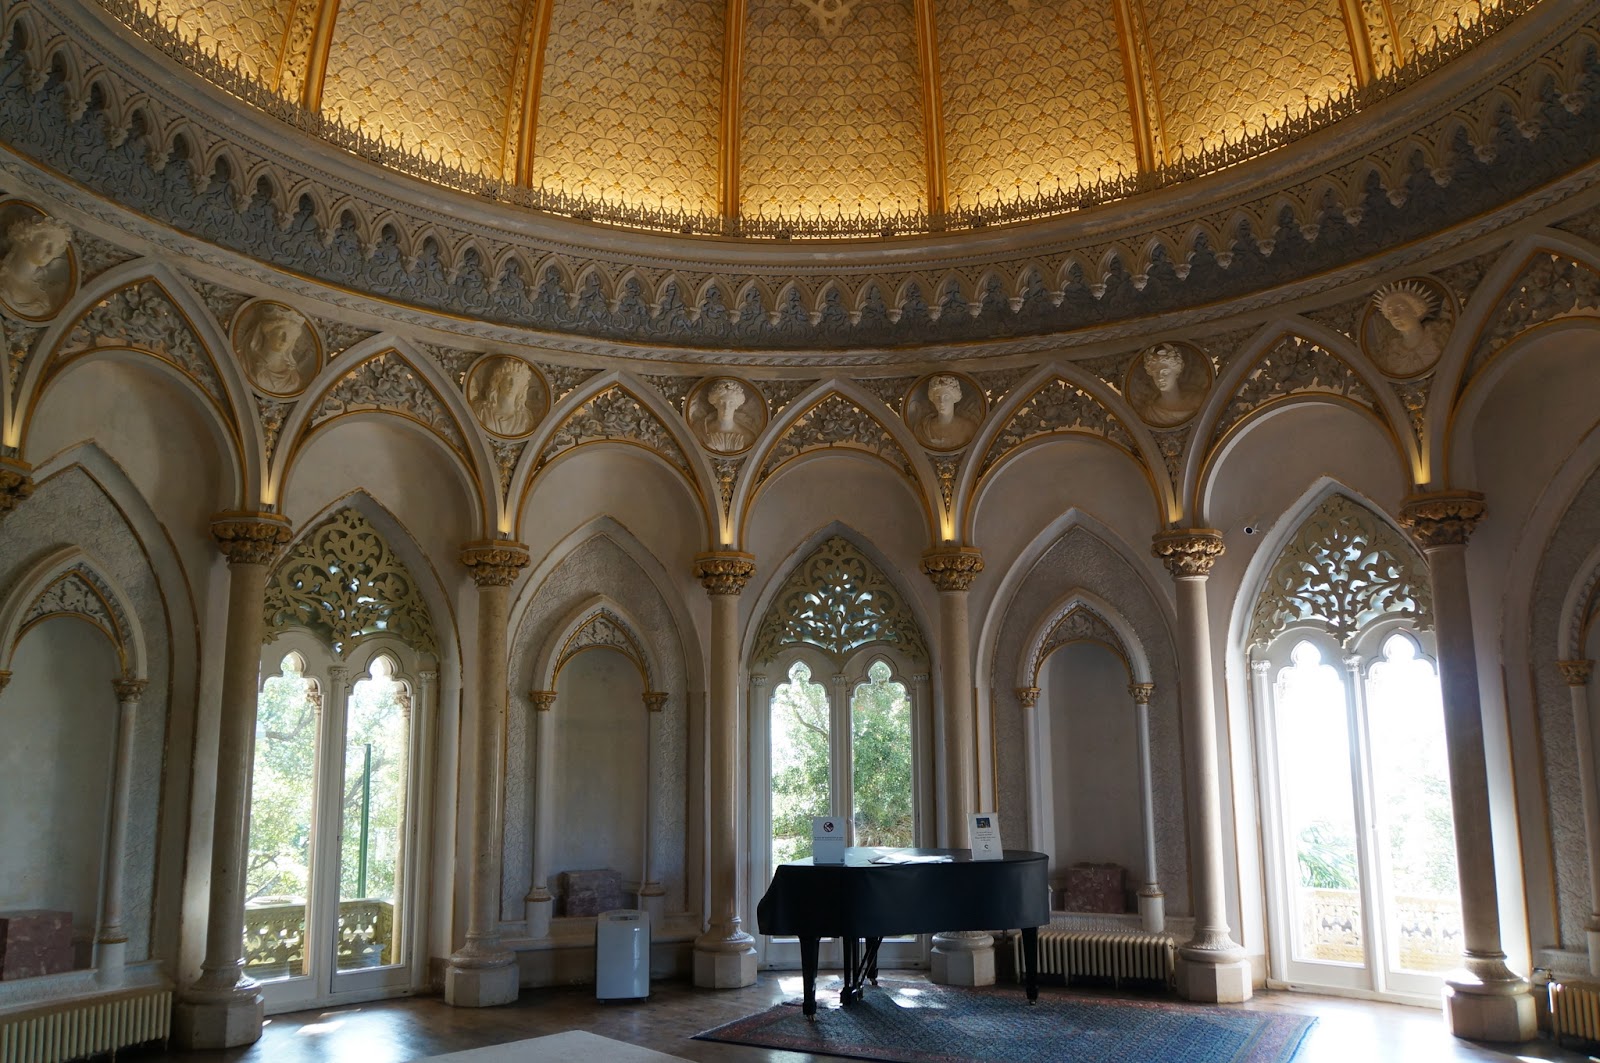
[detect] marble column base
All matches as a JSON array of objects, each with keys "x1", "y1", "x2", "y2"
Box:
[
  {"x1": 929, "y1": 931, "x2": 995, "y2": 987},
  {"x1": 172, "y1": 989, "x2": 265, "y2": 1049},
  {"x1": 1444, "y1": 978, "x2": 1537, "y2": 1043},
  {"x1": 693, "y1": 941, "x2": 757, "y2": 988},
  {"x1": 445, "y1": 961, "x2": 520, "y2": 1007},
  {"x1": 1174, "y1": 955, "x2": 1252, "y2": 1003},
  {"x1": 95, "y1": 941, "x2": 127, "y2": 985},
  {"x1": 1137, "y1": 891, "x2": 1165, "y2": 934},
  {"x1": 1587, "y1": 927, "x2": 1600, "y2": 977}
]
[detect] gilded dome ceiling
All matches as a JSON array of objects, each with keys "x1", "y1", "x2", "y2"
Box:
[{"x1": 138, "y1": 0, "x2": 1497, "y2": 231}]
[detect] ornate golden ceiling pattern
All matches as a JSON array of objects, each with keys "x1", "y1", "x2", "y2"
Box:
[{"x1": 144, "y1": 0, "x2": 1497, "y2": 226}]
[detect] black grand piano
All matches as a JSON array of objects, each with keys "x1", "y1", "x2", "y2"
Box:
[{"x1": 756, "y1": 847, "x2": 1050, "y2": 1016}]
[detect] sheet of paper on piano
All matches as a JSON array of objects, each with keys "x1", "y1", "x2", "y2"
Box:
[{"x1": 869, "y1": 850, "x2": 953, "y2": 864}]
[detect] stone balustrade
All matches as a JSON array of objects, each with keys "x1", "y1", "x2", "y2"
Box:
[
  {"x1": 242, "y1": 898, "x2": 394, "y2": 978},
  {"x1": 1298, "y1": 888, "x2": 1462, "y2": 972}
]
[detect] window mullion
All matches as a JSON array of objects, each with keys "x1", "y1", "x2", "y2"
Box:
[
  {"x1": 1342, "y1": 652, "x2": 1385, "y2": 993},
  {"x1": 313, "y1": 664, "x2": 351, "y2": 994},
  {"x1": 830, "y1": 671, "x2": 851, "y2": 843}
]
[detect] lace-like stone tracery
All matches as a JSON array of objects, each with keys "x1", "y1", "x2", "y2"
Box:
[
  {"x1": 1249, "y1": 494, "x2": 1431, "y2": 648},
  {"x1": 753, "y1": 536, "x2": 926, "y2": 663},
  {"x1": 264, "y1": 507, "x2": 438, "y2": 656}
]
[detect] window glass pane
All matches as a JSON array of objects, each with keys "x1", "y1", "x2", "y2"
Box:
[
  {"x1": 1366, "y1": 633, "x2": 1462, "y2": 974},
  {"x1": 851, "y1": 661, "x2": 913, "y2": 848},
  {"x1": 770, "y1": 661, "x2": 830, "y2": 865},
  {"x1": 1276, "y1": 641, "x2": 1365, "y2": 965},
  {"x1": 245, "y1": 654, "x2": 317, "y2": 981},
  {"x1": 338, "y1": 656, "x2": 409, "y2": 971}
]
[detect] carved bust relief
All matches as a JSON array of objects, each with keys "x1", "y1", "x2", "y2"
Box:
[
  {"x1": 1361, "y1": 277, "x2": 1454, "y2": 379},
  {"x1": 0, "y1": 201, "x2": 76, "y2": 321},
  {"x1": 232, "y1": 300, "x2": 320, "y2": 397},
  {"x1": 686, "y1": 377, "x2": 766, "y2": 454},
  {"x1": 1125, "y1": 341, "x2": 1211, "y2": 429},
  {"x1": 466, "y1": 354, "x2": 548, "y2": 438},
  {"x1": 904, "y1": 372, "x2": 985, "y2": 451}
]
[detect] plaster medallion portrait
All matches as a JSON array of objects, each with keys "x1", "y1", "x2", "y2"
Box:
[
  {"x1": 1125, "y1": 342, "x2": 1212, "y2": 429},
  {"x1": 466, "y1": 354, "x2": 548, "y2": 438},
  {"x1": 1361, "y1": 277, "x2": 1454, "y2": 379},
  {"x1": 686, "y1": 377, "x2": 766, "y2": 455},
  {"x1": 232, "y1": 300, "x2": 320, "y2": 397},
  {"x1": 904, "y1": 372, "x2": 985, "y2": 452},
  {"x1": 0, "y1": 201, "x2": 76, "y2": 321}
]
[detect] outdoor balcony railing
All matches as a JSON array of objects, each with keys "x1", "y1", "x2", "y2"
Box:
[
  {"x1": 242, "y1": 897, "x2": 394, "y2": 978},
  {"x1": 1299, "y1": 887, "x2": 1462, "y2": 972}
]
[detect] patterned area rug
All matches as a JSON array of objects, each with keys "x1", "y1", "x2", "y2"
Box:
[{"x1": 695, "y1": 982, "x2": 1314, "y2": 1063}]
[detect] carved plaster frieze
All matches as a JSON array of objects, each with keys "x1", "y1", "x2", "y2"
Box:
[
  {"x1": 537, "y1": 362, "x2": 604, "y2": 401},
  {"x1": 537, "y1": 384, "x2": 689, "y2": 475},
  {"x1": 979, "y1": 377, "x2": 1135, "y2": 477},
  {"x1": 311, "y1": 350, "x2": 468, "y2": 456},
  {"x1": 757, "y1": 393, "x2": 913, "y2": 487},
  {"x1": 752, "y1": 535, "x2": 927, "y2": 663},
  {"x1": 1209, "y1": 333, "x2": 1378, "y2": 451},
  {"x1": 57, "y1": 280, "x2": 225, "y2": 402},
  {"x1": 264, "y1": 506, "x2": 438, "y2": 656},
  {"x1": 1028, "y1": 603, "x2": 1128, "y2": 686},
  {"x1": 490, "y1": 438, "x2": 526, "y2": 501},
  {"x1": 22, "y1": 564, "x2": 130, "y2": 653},
  {"x1": 0, "y1": 0, "x2": 1592, "y2": 355},
  {"x1": 254, "y1": 395, "x2": 292, "y2": 467},
  {"x1": 1249, "y1": 493, "x2": 1431, "y2": 647},
  {"x1": 711, "y1": 456, "x2": 742, "y2": 523},
  {"x1": 1464, "y1": 252, "x2": 1600, "y2": 383},
  {"x1": 558, "y1": 608, "x2": 650, "y2": 686}
]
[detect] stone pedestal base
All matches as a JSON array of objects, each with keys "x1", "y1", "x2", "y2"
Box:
[
  {"x1": 172, "y1": 990, "x2": 265, "y2": 1049},
  {"x1": 95, "y1": 941, "x2": 127, "y2": 985},
  {"x1": 1587, "y1": 927, "x2": 1600, "y2": 977},
  {"x1": 693, "y1": 942, "x2": 757, "y2": 988},
  {"x1": 1174, "y1": 955, "x2": 1252, "y2": 1003},
  {"x1": 1444, "y1": 982, "x2": 1537, "y2": 1043},
  {"x1": 1138, "y1": 892, "x2": 1165, "y2": 934},
  {"x1": 930, "y1": 932, "x2": 995, "y2": 987},
  {"x1": 444, "y1": 962, "x2": 520, "y2": 1007}
]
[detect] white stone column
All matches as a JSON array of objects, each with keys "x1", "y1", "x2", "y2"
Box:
[
  {"x1": 639, "y1": 690, "x2": 668, "y2": 923},
  {"x1": 1557, "y1": 661, "x2": 1600, "y2": 975},
  {"x1": 96, "y1": 676, "x2": 147, "y2": 982},
  {"x1": 445, "y1": 541, "x2": 529, "y2": 1007},
  {"x1": 1398, "y1": 492, "x2": 1534, "y2": 1042},
  {"x1": 692, "y1": 551, "x2": 758, "y2": 988},
  {"x1": 922, "y1": 546, "x2": 994, "y2": 987},
  {"x1": 830, "y1": 672, "x2": 852, "y2": 842},
  {"x1": 1151, "y1": 529, "x2": 1250, "y2": 1003},
  {"x1": 175, "y1": 511, "x2": 290, "y2": 1050},
  {"x1": 1015, "y1": 687, "x2": 1048, "y2": 857},
  {"x1": 1129, "y1": 682, "x2": 1164, "y2": 934},
  {"x1": 524, "y1": 690, "x2": 556, "y2": 939}
]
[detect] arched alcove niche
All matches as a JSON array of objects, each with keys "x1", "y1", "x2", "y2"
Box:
[
  {"x1": 0, "y1": 466, "x2": 171, "y2": 987},
  {"x1": 506, "y1": 528, "x2": 691, "y2": 962},
  {"x1": 987, "y1": 521, "x2": 1190, "y2": 921},
  {"x1": 1013, "y1": 591, "x2": 1163, "y2": 930}
]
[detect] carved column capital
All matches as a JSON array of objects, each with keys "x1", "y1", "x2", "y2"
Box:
[
  {"x1": 210, "y1": 510, "x2": 292, "y2": 565},
  {"x1": 1250, "y1": 658, "x2": 1272, "y2": 677},
  {"x1": 1151, "y1": 529, "x2": 1224, "y2": 578},
  {"x1": 460, "y1": 540, "x2": 530, "y2": 587},
  {"x1": 693, "y1": 551, "x2": 756, "y2": 596},
  {"x1": 1015, "y1": 686, "x2": 1040, "y2": 709},
  {"x1": 1558, "y1": 659, "x2": 1594, "y2": 687},
  {"x1": 111, "y1": 677, "x2": 148, "y2": 702},
  {"x1": 1398, "y1": 490, "x2": 1487, "y2": 548},
  {"x1": 529, "y1": 690, "x2": 557, "y2": 712},
  {"x1": 0, "y1": 456, "x2": 35, "y2": 523},
  {"x1": 921, "y1": 546, "x2": 984, "y2": 591},
  {"x1": 643, "y1": 691, "x2": 668, "y2": 712},
  {"x1": 1128, "y1": 682, "x2": 1155, "y2": 704},
  {"x1": 0, "y1": 669, "x2": 10, "y2": 694}
]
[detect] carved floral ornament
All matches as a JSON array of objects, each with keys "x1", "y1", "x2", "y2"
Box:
[
  {"x1": 460, "y1": 540, "x2": 530, "y2": 587},
  {"x1": 1397, "y1": 490, "x2": 1487, "y2": 549},
  {"x1": 263, "y1": 506, "x2": 438, "y2": 656},
  {"x1": 556, "y1": 608, "x2": 652, "y2": 688},
  {"x1": 19, "y1": 564, "x2": 132, "y2": 667},
  {"x1": 752, "y1": 536, "x2": 927, "y2": 663},
  {"x1": 693, "y1": 551, "x2": 756, "y2": 596},
  {"x1": 1151, "y1": 529, "x2": 1224, "y2": 578},
  {"x1": 921, "y1": 546, "x2": 983, "y2": 592},
  {"x1": 1027, "y1": 603, "x2": 1129, "y2": 687},
  {"x1": 1249, "y1": 493, "x2": 1432, "y2": 649},
  {"x1": 212, "y1": 510, "x2": 293, "y2": 565}
]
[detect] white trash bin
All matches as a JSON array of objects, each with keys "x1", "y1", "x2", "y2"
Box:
[{"x1": 595, "y1": 909, "x2": 650, "y2": 1000}]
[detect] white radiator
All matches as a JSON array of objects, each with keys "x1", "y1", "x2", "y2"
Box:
[
  {"x1": 1013, "y1": 930, "x2": 1176, "y2": 988},
  {"x1": 1550, "y1": 978, "x2": 1600, "y2": 1047},
  {"x1": 0, "y1": 987, "x2": 171, "y2": 1063}
]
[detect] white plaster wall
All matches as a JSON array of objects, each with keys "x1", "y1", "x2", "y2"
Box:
[
  {"x1": 549, "y1": 647, "x2": 647, "y2": 891},
  {"x1": 0, "y1": 618, "x2": 118, "y2": 952},
  {"x1": 1045, "y1": 643, "x2": 1144, "y2": 882}
]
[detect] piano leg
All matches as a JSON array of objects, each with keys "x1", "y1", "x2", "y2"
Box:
[
  {"x1": 842, "y1": 937, "x2": 861, "y2": 1005},
  {"x1": 865, "y1": 937, "x2": 882, "y2": 986},
  {"x1": 1021, "y1": 926, "x2": 1039, "y2": 1004},
  {"x1": 800, "y1": 936, "x2": 820, "y2": 1018}
]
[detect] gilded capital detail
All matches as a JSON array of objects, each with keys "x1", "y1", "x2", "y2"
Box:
[
  {"x1": 1151, "y1": 529, "x2": 1224, "y2": 578},
  {"x1": 1015, "y1": 686, "x2": 1040, "y2": 709},
  {"x1": 1129, "y1": 682, "x2": 1154, "y2": 704},
  {"x1": 643, "y1": 691, "x2": 668, "y2": 712},
  {"x1": 693, "y1": 551, "x2": 756, "y2": 596},
  {"x1": 921, "y1": 547, "x2": 984, "y2": 592},
  {"x1": 211, "y1": 510, "x2": 292, "y2": 565},
  {"x1": 0, "y1": 457, "x2": 35, "y2": 523},
  {"x1": 529, "y1": 690, "x2": 557, "y2": 711},
  {"x1": 1398, "y1": 490, "x2": 1487, "y2": 548},
  {"x1": 111, "y1": 677, "x2": 148, "y2": 701},
  {"x1": 1558, "y1": 660, "x2": 1594, "y2": 687},
  {"x1": 460, "y1": 540, "x2": 530, "y2": 587}
]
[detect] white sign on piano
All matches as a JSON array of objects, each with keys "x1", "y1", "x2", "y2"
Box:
[
  {"x1": 812, "y1": 817, "x2": 846, "y2": 864},
  {"x1": 970, "y1": 812, "x2": 1003, "y2": 860}
]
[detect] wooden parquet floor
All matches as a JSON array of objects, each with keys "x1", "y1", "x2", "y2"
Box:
[{"x1": 128, "y1": 974, "x2": 1597, "y2": 1063}]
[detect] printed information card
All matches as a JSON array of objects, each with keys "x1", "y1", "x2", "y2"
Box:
[
  {"x1": 970, "y1": 812, "x2": 1003, "y2": 861},
  {"x1": 812, "y1": 817, "x2": 846, "y2": 865}
]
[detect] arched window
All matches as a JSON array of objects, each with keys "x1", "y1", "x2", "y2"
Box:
[
  {"x1": 247, "y1": 508, "x2": 437, "y2": 1010},
  {"x1": 1249, "y1": 494, "x2": 1459, "y2": 1001}
]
